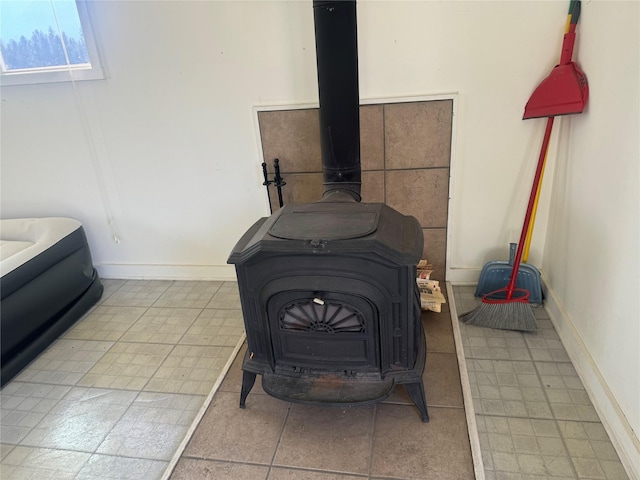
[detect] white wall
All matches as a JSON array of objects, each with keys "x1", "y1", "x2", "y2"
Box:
[
  {"x1": 1, "y1": 1, "x2": 638, "y2": 475},
  {"x1": 2, "y1": 0, "x2": 320, "y2": 279},
  {"x1": 542, "y1": 1, "x2": 640, "y2": 476},
  {"x1": 2, "y1": 0, "x2": 568, "y2": 279}
]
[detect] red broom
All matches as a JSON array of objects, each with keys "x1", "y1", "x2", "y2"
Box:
[
  {"x1": 461, "y1": 0, "x2": 587, "y2": 332},
  {"x1": 459, "y1": 120, "x2": 554, "y2": 331}
]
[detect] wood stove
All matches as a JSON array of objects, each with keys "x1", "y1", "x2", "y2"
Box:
[{"x1": 228, "y1": 0, "x2": 429, "y2": 422}]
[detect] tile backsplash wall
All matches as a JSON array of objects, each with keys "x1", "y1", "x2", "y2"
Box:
[{"x1": 257, "y1": 100, "x2": 453, "y2": 282}]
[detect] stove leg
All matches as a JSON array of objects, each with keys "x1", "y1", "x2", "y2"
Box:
[
  {"x1": 240, "y1": 371, "x2": 257, "y2": 409},
  {"x1": 405, "y1": 382, "x2": 429, "y2": 423}
]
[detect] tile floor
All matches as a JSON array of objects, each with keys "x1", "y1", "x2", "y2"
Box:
[
  {"x1": 0, "y1": 280, "x2": 631, "y2": 480},
  {"x1": 453, "y1": 285, "x2": 630, "y2": 480},
  {"x1": 170, "y1": 298, "x2": 473, "y2": 480},
  {"x1": 0, "y1": 279, "x2": 246, "y2": 479}
]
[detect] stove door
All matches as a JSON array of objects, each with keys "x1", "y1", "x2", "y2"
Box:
[{"x1": 268, "y1": 291, "x2": 379, "y2": 372}]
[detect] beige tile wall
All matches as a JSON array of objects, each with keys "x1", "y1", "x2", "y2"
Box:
[{"x1": 257, "y1": 100, "x2": 453, "y2": 281}]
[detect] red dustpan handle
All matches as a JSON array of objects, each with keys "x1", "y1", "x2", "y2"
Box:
[{"x1": 560, "y1": 0, "x2": 581, "y2": 64}]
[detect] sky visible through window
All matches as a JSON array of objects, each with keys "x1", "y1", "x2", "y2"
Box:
[{"x1": 1, "y1": 0, "x2": 88, "y2": 70}]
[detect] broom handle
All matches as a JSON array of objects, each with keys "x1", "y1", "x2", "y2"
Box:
[
  {"x1": 507, "y1": 117, "x2": 555, "y2": 300},
  {"x1": 522, "y1": 142, "x2": 549, "y2": 262}
]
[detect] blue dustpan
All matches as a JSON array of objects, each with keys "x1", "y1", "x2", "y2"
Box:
[{"x1": 475, "y1": 243, "x2": 543, "y2": 306}]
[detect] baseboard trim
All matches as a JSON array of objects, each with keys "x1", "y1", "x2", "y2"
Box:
[
  {"x1": 542, "y1": 274, "x2": 640, "y2": 480},
  {"x1": 446, "y1": 267, "x2": 482, "y2": 284},
  {"x1": 94, "y1": 263, "x2": 237, "y2": 281}
]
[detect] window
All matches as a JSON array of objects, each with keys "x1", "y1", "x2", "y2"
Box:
[{"x1": 0, "y1": 0, "x2": 103, "y2": 86}]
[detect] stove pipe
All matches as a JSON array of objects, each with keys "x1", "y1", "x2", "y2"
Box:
[{"x1": 313, "y1": 0, "x2": 361, "y2": 202}]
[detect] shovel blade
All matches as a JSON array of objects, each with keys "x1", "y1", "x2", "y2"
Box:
[{"x1": 523, "y1": 62, "x2": 589, "y2": 119}]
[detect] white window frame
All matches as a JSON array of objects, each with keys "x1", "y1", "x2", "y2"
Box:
[{"x1": 0, "y1": 0, "x2": 104, "y2": 86}]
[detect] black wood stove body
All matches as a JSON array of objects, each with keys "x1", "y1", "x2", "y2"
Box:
[{"x1": 228, "y1": 0, "x2": 429, "y2": 421}]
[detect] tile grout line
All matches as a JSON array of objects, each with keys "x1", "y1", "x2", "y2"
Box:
[
  {"x1": 265, "y1": 395, "x2": 294, "y2": 479},
  {"x1": 382, "y1": 103, "x2": 387, "y2": 204},
  {"x1": 446, "y1": 282, "x2": 486, "y2": 480},
  {"x1": 275, "y1": 465, "x2": 370, "y2": 479},
  {"x1": 367, "y1": 403, "x2": 378, "y2": 479}
]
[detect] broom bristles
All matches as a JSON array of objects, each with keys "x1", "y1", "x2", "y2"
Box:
[{"x1": 460, "y1": 301, "x2": 538, "y2": 332}]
